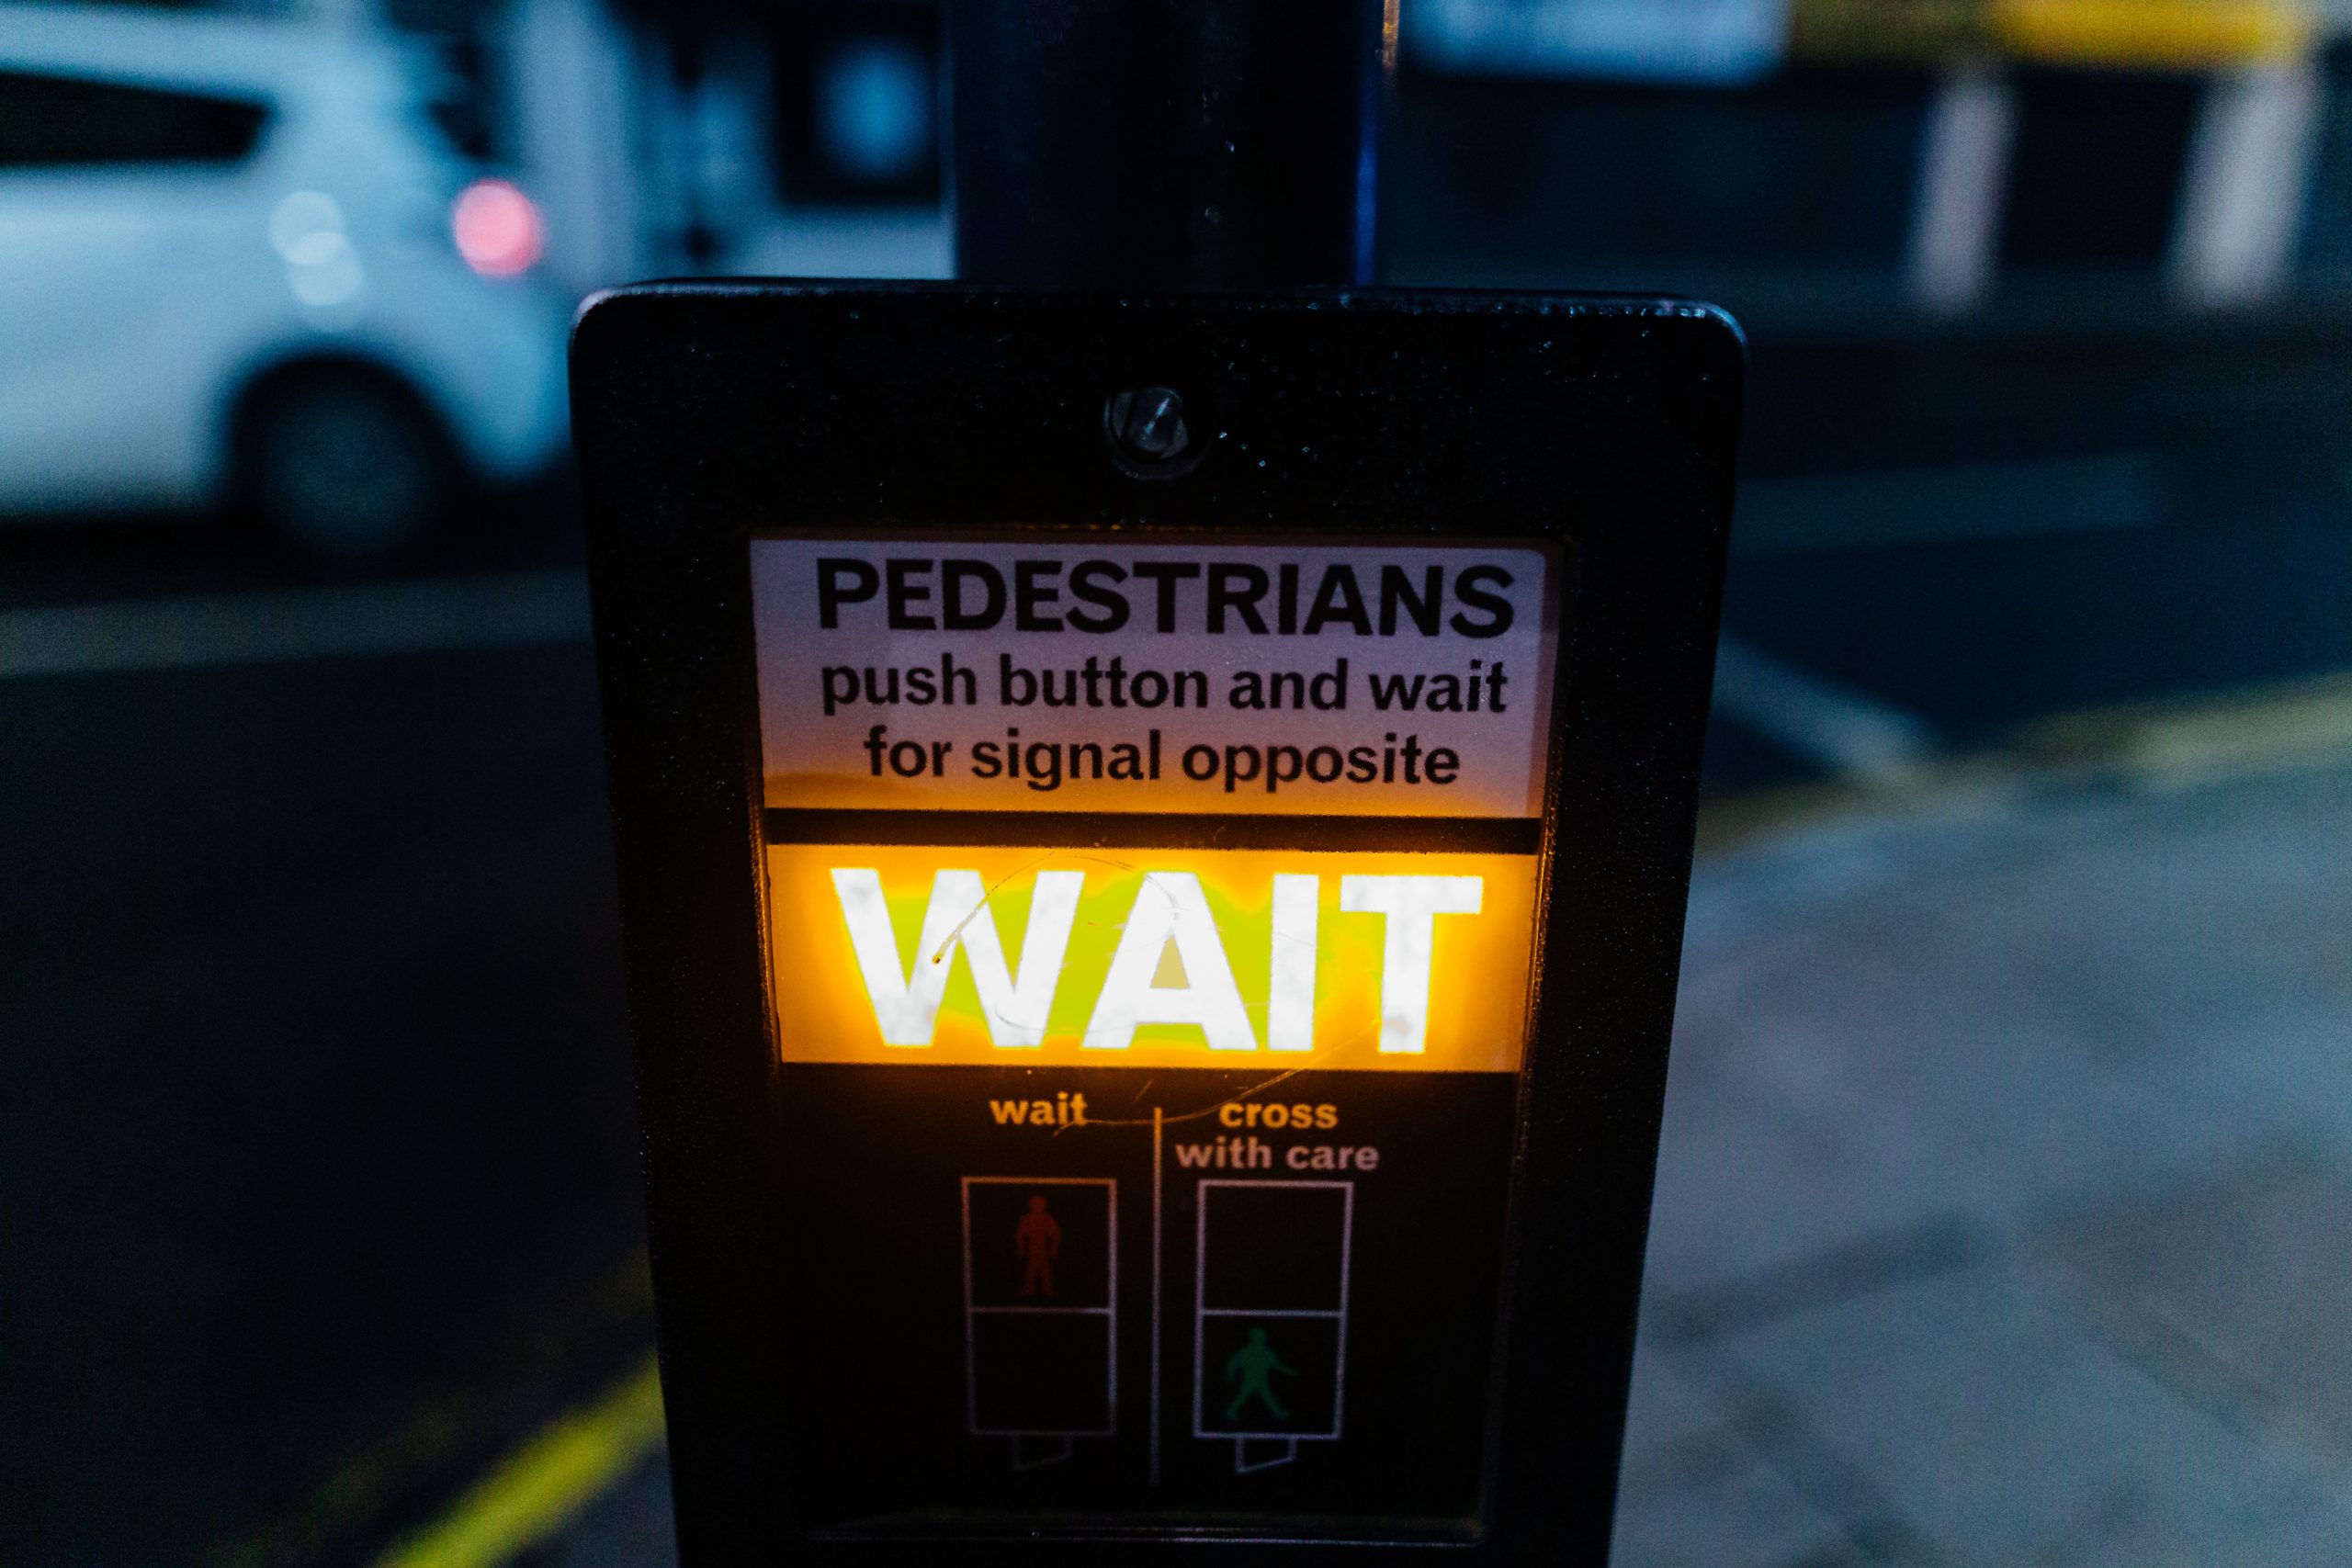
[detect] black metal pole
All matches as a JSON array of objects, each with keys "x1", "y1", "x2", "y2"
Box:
[{"x1": 949, "y1": 0, "x2": 1393, "y2": 290}]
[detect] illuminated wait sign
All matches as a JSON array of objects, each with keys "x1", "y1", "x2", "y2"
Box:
[
  {"x1": 754, "y1": 536, "x2": 1555, "y2": 1071},
  {"x1": 572, "y1": 285, "x2": 1744, "y2": 1554},
  {"x1": 766, "y1": 847, "x2": 1537, "y2": 1073}
]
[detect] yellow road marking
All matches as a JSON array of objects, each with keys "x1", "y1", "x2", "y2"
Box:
[{"x1": 369, "y1": 1359, "x2": 665, "y2": 1568}]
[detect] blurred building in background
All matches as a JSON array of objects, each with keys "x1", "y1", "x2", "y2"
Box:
[
  {"x1": 1395, "y1": 0, "x2": 2352, "y2": 320},
  {"x1": 474, "y1": 0, "x2": 2352, "y2": 317},
  {"x1": 8, "y1": 0, "x2": 2352, "y2": 546},
  {"x1": 387, "y1": 0, "x2": 955, "y2": 292},
  {"x1": 6, "y1": 0, "x2": 2352, "y2": 543},
  {"x1": 53, "y1": 0, "x2": 2352, "y2": 313}
]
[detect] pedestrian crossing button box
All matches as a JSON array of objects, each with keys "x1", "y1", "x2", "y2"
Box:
[{"x1": 571, "y1": 285, "x2": 1742, "y2": 1563}]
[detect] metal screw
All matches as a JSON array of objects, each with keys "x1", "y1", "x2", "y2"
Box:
[{"x1": 1106, "y1": 387, "x2": 1192, "y2": 465}]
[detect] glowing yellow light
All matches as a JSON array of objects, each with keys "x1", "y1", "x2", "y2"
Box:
[
  {"x1": 765, "y1": 845, "x2": 1539, "y2": 1072},
  {"x1": 1991, "y1": 0, "x2": 2310, "y2": 66}
]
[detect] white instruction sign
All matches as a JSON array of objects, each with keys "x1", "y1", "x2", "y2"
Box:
[{"x1": 752, "y1": 536, "x2": 1556, "y2": 817}]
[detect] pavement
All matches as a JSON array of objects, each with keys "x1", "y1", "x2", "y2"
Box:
[{"x1": 1618, "y1": 732, "x2": 2352, "y2": 1567}]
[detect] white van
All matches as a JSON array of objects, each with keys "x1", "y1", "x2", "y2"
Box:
[{"x1": 0, "y1": 5, "x2": 571, "y2": 554}]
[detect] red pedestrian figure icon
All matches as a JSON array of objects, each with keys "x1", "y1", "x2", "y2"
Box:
[{"x1": 1015, "y1": 1195, "x2": 1062, "y2": 1297}]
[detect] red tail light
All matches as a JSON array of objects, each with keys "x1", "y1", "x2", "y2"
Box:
[{"x1": 451, "y1": 178, "x2": 544, "y2": 277}]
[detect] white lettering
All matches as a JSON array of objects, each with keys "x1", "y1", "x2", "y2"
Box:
[
  {"x1": 1083, "y1": 872, "x2": 1258, "y2": 1051},
  {"x1": 1267, "y1": 874, "x2": 1319, "y2": 1052},
  {"x1": 831, "y1": 867, "x2": 1083, "y2": 1046},
  {"x1": 1337, "y1": 874, "x2": 1483, "y2": 1054}
]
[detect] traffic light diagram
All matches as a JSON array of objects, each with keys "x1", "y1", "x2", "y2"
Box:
[
  {"x1": 1193, "y1": 1180, "x2": 1352, "y2": 1472},
  {"x1": 930, "y1": 1066, "x2": 1510, "y2": 1507},
  {"x1": 960, "y1": 1168, "x2": 1354, "y2": 1476},
  {"x1": 962, "y1": 1178, "x2": 1117, "y2": 1472}
]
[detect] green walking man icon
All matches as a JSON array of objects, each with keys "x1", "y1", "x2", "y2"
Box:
[{"x1": 1223, "y1": 1327, "x2": 1296, "y2": 1422}]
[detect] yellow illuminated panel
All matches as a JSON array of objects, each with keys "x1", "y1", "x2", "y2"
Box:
[{"x1": 765, "y1": 845, "x2": 1538, "y2": 1072}]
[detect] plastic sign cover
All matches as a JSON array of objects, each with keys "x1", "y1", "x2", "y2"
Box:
[
  {"x1": 755, "y1": 537, "x2": 1555, "y2": 818},
  {"x1": 752, "y1": 534, "x2": 1556, "y2": 1534},
  {"x1": 755, "y1": 536, "x2": 1555, "y2": 1072},
  {"x1": 767, "y1": 845, "x2": 1537, "y2": 1071}
]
